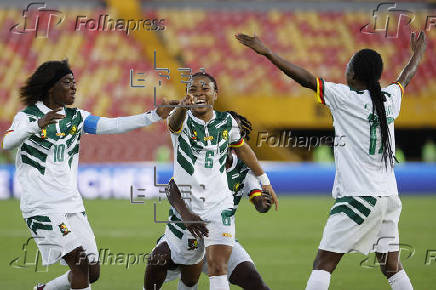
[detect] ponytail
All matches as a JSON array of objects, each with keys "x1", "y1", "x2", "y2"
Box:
[
  {"x1": 351, "y1": 48, "x2": 393, "y2": 168},
  {"x1": 368, "y1": 81, "x2": 393, "y2": 168}
]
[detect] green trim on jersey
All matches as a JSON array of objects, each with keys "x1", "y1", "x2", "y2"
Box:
[
  {"x1": 330, "y1": 196, "x2": 378, "y2": 225},
  {"x1": 19, "y1": 106, "x2": 84, "y2": 175},
  {"x1": 176, "y1": 111, "x2": 235, "y2": 176}
]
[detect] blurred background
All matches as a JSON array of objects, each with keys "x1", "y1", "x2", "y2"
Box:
[
  {"x1": 0, "y1": 1, "x2": 436, "y2": 289},
  {"x1": 0, "y1": 0, "x2": 435, "y2": 198}
]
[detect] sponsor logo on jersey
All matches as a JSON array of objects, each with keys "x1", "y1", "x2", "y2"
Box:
[
  {"x1": 204, "y1": 135, "x2": 214, "y2": 141},
  {"x1": 56, "y1": 132, "x2": 66, "y2": 137},
  {"x1": 187, "y1": 239, "x2": 198, "y2": 250},
  {"x1": 222, "y1": 233, "x2": 232, "y2": 238},
  {"x1": 58, "y1": 223, "x2": 71, "y2": 236}
]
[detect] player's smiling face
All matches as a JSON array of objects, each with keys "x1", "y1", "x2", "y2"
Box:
[
  {"x1": 188, "y1": 75, "x2": 216, "y2": 116},
  {"x1": 49, "y1": 74, "x2": 77, "y2": 106}
]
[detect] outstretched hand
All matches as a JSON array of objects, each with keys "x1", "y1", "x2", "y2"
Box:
[
  {"x1": 156, "y1": 99, "x2": 179, "y2": 119},
  {"x1": 235, "y1": 33, "x2": 272, "y2": 56},
  {"x1": 411, "y1": 31, "x2": 426, "y2": 54}
]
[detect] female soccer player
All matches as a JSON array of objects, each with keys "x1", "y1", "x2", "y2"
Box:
[
  {"x1": 146, "y1": 111, "x2": 271, "y2": 290},
  {"x1": 145, "y1": 72, "x2": 278, "y2": 290},
  {"x1": 2, "y1": 60, "x2": 176, "y2": 290},
  {"x1": 236, "y1": 31, "x2": 426, "y2": 290}
]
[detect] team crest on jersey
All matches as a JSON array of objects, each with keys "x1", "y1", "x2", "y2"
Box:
[
  {"x1": 187, "y1": 239, "x2": 198, "y2": 250},
  {"x1": 70, "y1": 125, "x2": 77, "y2": 135},
  {"x1": 58, "y1": 223, "x2": 71, "y2": 236},
  {"x1": 40, "y1": 128, "x2": 47, "y2": 139},
  {"x1": 222, "y1": 129, "x2": 228, "y2": 140},
  {"x1": 191, "y1": 130, "x2": 197, "y2": 140}
]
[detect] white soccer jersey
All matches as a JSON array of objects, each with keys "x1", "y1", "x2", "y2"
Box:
[
  {"x1": 169, "y1": 110, "x2": 243, "y2": 218},
  {"x1": 5, "y1": 102, "x2": 91, "y2": 218},
  {"x1": 226, "y1": 154, "x2": 262, "y2": 213},
  {"x1": 316, "y1": 78, "x2": 404, "y2": 197}
]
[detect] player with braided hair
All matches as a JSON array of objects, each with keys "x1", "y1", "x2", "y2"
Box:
[{"x1": 236, "y1": 31, "x2": 426, "y2": 290}]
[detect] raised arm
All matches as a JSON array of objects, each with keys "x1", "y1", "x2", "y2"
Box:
[
  {"x1": 397, "y1": 31, "x2": 427, "y2": 88},
  {"x1": 233, "y1": 143, "x2": 279, "y2": 210},
  {"x1": 235, "y1": 33, "x2": 317, "y2": 91},
  {"x1": 84, "y1": 99, "x2": 178, "y2": 135},
  {"x1": 167, "y1": 95, "x2": 193, "y2": 133}
]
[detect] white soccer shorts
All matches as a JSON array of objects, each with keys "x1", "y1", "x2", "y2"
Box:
[{"x1": 319, "y1": 195, "x2": 402, "y2": 255}]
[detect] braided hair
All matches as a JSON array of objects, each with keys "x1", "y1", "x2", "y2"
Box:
[
  {"x1": 351, "y1": 49, "x2": 393, "y2": 168},
  {"x1": 191, "y1": 71, "x2": 218, "y2": 92},
  {"x1": 227, "y1": 111, "x2": 253, "y2": 141}
]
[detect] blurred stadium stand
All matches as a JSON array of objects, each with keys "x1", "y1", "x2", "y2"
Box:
[{"x1": 0, "y1": 0, "x2": 435, "y2": 162}]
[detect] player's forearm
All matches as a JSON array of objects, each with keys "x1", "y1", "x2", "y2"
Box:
[
  {"x1": 265, "y1": 52, "x2": 317, "y2": 91},
  {"x1": 234, "y1": 144, "x2": 264, "y2": 177},
  {"x1": 397, "y1": 50, "x2": 425, "y2": 88},
  {"x1": 166, "y1": 179, "x2": 191, "y2": 218},
  {"x1": 168, "y1": 107, "x2": 187, "y2": 133},
  {"x1": 87, "y1": 110, "x2": 161, "y2": 135},
  {"x1": 2, "y1": 123, "x2": 40, "y2": 150}
]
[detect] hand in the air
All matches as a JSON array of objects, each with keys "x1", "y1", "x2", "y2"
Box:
[
  {"x1": 411, "y1": 31, "x2": 426, "y2": 54},
  {"x1": 235, "y1": 33, "x2": 272, "y2": 56},
  {"x1": 156, "y1": 99, "x2": 179, "y2": 119}
]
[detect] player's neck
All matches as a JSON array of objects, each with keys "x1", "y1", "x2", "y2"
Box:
[
  {"x1": 193, "y1": 109, "x2": 214, "y2": 123},
  {"x1": 42, "y1": 98, "x2": 63, "y2": 110}
]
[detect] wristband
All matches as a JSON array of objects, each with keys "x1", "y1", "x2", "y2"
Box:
[
  {"x1": 257, "y1": 173, "x2": 270, "y2": 186},
  {"x1": 249, "y1": 190, "x2": 262, "y2": 203}
]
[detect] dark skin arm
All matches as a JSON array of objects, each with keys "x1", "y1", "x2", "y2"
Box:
[
  {"x1": 235, "y1": 33, "x2": 317, "y2": 91},
  {"x1": 397, "y1": 31, "x2": 427, "y2": 88},
  {"x1": 167, "y1": 94, "x2": 193, "y2": 133},
  {"x1": 234, "y1": 143, "x2": 279, "y2": 210},
  {"x1": 165, "y1": 179, "x2": 209, "y2": 238}
]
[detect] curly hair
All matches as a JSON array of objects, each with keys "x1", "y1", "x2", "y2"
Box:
[
  {"x1": 20, "y1": 59, "x2": 72, "y2": 106},
  {"x1": 227, "y1": 110, "x2": 253, "y2": 140},
  {"x1": 191, "y1": 71, "x2": 218, "y2": 92}
]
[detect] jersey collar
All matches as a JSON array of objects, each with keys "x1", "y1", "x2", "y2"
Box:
[
  {"x1": 36, "y1": 101, "x2": 66, "y2": 116},
  {"x1": 188, "y1": 110, "x2": 216, "y2": 125}
]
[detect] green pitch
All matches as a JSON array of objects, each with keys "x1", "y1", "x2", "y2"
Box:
[{"x1": 1, "y1": 196, "x2": 436, "y2": 289}]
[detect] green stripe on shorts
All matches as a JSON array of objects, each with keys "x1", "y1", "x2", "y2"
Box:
[
  {"x1": 330, "y1": 204, "x2": 364, "y2": 225},
  {"x1": 167, "y1": 223, "x2": 183, "y2": 239},
  {"x1": 336, "y1": 196, "x2": 371, "y2": 217}
]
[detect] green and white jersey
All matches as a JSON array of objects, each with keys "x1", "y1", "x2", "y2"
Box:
[
  {"x1": 316, "y1": 79, "x2": 404, "y2": 197},
  {"x1": 226, "y1": 155, "x2": 261, "y2": 213},
  {"x1": 170, "y1": 110, "x2": 243, "y2": 218},
  {"x1": 11, "y1": 101, "x2": 90, "y2": 218}
]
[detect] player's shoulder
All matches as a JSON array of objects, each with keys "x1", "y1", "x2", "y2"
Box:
[
  {"x1": 21, "y1": 104, "x2": 44, "y2": 118},
  {"x1": 215, "y1": 110, "x2": 232, "y2": 121}
]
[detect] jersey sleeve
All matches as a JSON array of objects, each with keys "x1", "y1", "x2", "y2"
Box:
[
  {"x1": 228, "y1": 114, "x2": 244, "y2": 148},
  {"x1": 2, "y1": 112, "x2": 40, "y2": 150},
  {"x1": 82, "y1": 109, "x2": 161, "y2": 134},
  {"x1": 315, "y1": 78, "x2": 350, "y2": 110},
  {"x1": 243, "y1": 170, "x2": 262, "y2": 200},
  {"x1": 383, "y1": 82, "x2": 404, "y2": 119}
]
